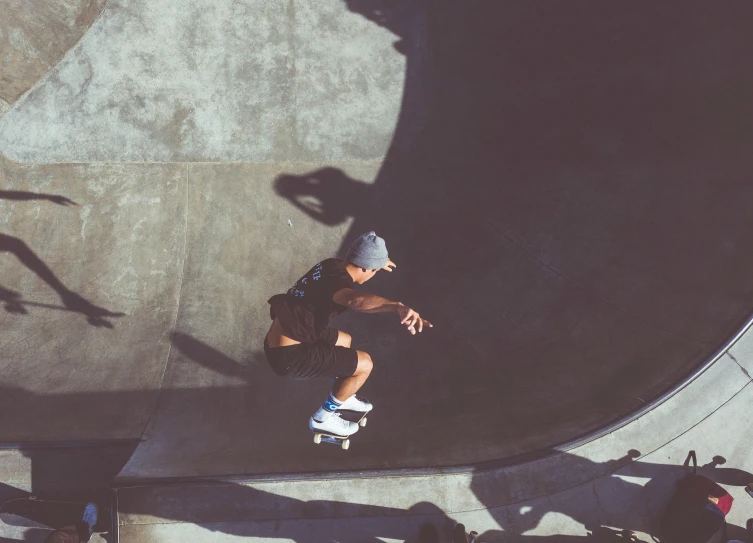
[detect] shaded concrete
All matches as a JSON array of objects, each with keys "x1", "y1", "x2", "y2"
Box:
[
  {"x1": 0, "y1": 0, "x2": 106, "y2": 104},
  {"x1": 0, "y1": 443, "x2": 137, "y2": 505},
  {"x1": 0, "y1": 0, "x2": 428, "y2": 162}
]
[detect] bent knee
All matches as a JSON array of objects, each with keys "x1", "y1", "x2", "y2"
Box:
[{"x1": 355, "y1": 351, "x2": 373, "y2": 375}]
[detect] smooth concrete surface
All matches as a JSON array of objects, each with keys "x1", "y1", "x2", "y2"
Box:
[
  {"x1": 0, "y1": 0, "x2": 752, "y2": 508},
  {"x1": 114, "y1": 328, "x2": 753, "y2": 541},
  {"x1": 0, "y1": 0, "x2": 106, "y2": 105},
  {"x1": 0, "y1": 157, "x2": 185, "y2": 440},
  {"x1": 0, "y1": 0, "x2": 427, "y2": 162}
]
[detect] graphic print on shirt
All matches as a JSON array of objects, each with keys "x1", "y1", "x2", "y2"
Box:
[{"x1": 288, "y1": 262, "x2": 323, "y2": 297}]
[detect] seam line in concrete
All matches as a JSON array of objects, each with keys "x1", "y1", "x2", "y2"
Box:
[
  {"x1": 136, "y1": 164, "x2": 191, "y2": 441},
  {"x1": 290, "y1": 0, "x2": 298, "y2": 156},
  {"x1": 0, "y1": 159, "x2": 387, "y2": 167}
]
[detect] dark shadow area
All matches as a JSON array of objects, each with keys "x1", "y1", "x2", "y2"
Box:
[
  {"x1": 0, "y1": 444, "x2": 137, "y2": 505},
  {"x1": 170, "y1": 331, "x2": 266, "y2": 379},
  {"x1": 0, "y1": 443, "x2": 136, "y2": 541},
  {"x1": 275, "y1": 168, "x2": 372, "y2": 227},
  {"x1": 0, "y1": 192, "x2": 123, "y2": 328},
  {"x1": 271, "y1": 0, "x2": 753, "y2": 471},
  {"x1": 117, "y1": 482, "x2": 452, "y2": 542}
]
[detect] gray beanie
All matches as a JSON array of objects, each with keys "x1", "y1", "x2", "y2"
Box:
[{"x1": 346, "y1": 231, "x2": 388, "y2": 270}]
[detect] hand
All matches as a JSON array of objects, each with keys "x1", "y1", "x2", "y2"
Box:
[
  {"x1": 382, "y1": 258, "x2": 396, "y2": 272},
  {"x1": 397, "y1": 304, "x2": 433, "y2": 335}
]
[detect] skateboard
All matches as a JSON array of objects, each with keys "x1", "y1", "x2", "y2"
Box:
[
  {"x1": 312, "y1": 409, "x2": 369, "y2": 450},
  {"x1": 0, "y1": 496, "x2": 111, "y2": 537}
]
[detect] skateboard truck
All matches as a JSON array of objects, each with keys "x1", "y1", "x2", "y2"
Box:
[
  {"x1": 311, "y1": 409, "x2": 368, "y2": 450},
  {"x1": 313, "y1": 433, "x2": 351, "y2": 449}
]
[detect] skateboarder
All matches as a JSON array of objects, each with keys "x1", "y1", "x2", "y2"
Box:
[{"x1": 265, "y1": 231, "x2": 432, "y2": 437}]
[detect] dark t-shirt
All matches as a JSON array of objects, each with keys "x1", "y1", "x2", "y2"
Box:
[{"x1": 268, "y1": 258, "x2": 354, "y2": 343}]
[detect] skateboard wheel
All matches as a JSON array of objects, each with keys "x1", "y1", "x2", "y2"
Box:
[
  {"x1": 313, "y1": 434, "x2": 322, "y2": 444},
  {"x1": 341, "y1": 439, "x2": 350, "y2": 450},
  {"x1": 359, "y1": 417, "x2": 367, "y2": 427}
]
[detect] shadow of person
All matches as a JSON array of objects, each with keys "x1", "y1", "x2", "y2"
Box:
[
  {"x1": 469, "y1": 449, "x2": 753, "y2": 542},
  {"x1": 171, "y1": 331, "x2": 266, "y2": 380},
  {"x1": 468, "y1": 449, "x2": 674, "y2": 541},
  {"x1": 0, "y1": 285, "x2": 27, "y2": 314},
  {"x1": 116, "y1": 481, "x2": 451, "y2": 543},
  {"x1": 696, "y1": 455, "x2": 753, "y2": 487},
  {"x1": 0, "y1": 191, "x2": 77, "y2": 206},
  {"x1": 274, "y1": 168, "x2": 372, "y2": 227},
  {"x1": 0, "y1": 233, "x2": 123, "y2": 328}
]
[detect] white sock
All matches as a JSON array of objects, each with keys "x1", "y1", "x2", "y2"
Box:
[{"x1": 312, "y1": 393, "x2": 342, "y2": 421}]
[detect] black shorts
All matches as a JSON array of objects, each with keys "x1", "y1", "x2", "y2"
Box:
[{"x1": 264, "y1": 327, "x2": 359, "y2": 379}]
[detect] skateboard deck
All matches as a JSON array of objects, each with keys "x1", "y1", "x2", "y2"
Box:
[
  {"x1": 0, "y1": 497, "x2": 111, "y2": 535},
  {"x1": 312, "y1": 409, "x2": 369, "y2": 450}
]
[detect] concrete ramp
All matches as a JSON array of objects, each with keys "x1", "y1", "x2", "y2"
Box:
[{"x1": 1, "y1": 0, "x2": 752, "y2": 488}]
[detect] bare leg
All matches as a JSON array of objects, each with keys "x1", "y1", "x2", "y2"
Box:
[
  {"x1": 332, "y1": 350, "x2": 372, "y2": 401},
  {"x1": 330, "y1": 331, "x2": 372, "y2": 400}
]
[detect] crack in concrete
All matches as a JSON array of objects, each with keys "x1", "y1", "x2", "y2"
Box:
[{"x1": 726, "y1": 351, "x2": 752, "y2": 381}]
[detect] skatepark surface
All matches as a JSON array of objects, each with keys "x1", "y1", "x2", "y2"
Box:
[{"x1": 2, "y1": 0, "x2": 753, "y2": 494}]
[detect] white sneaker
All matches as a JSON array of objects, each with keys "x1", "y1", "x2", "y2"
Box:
[
  {"x1": 338, "y1": 395, "x2": 373, "y2": 413},
  {"x1": 309, "y1": 412, "x2": 359, "y2": 437}
]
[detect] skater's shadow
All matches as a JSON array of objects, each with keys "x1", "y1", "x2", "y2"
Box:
[
  {"x1": 274, "y1": 168, "x2": 372, "y2": 228},
  {"x1": 1, "y1": 191, "x2": 123, "y2": 328},
  {"x1": 170, "y1": 331, "x2": 266, "y2": 380}
]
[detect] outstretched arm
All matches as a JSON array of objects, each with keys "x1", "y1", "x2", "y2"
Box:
[{"x1": 333, "y1": 288, "x2": 433, "y2": 335}]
